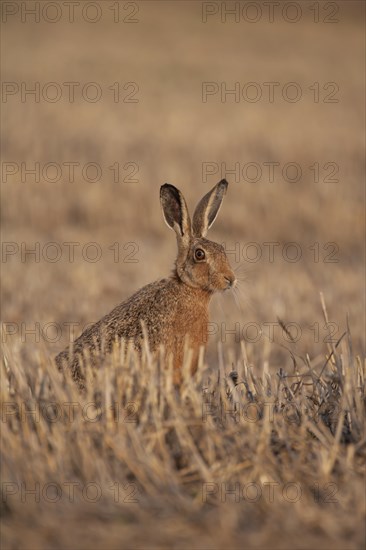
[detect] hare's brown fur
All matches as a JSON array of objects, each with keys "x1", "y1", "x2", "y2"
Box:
[{"x1": 55, "y1": 180, "x2": 235, "y2": 386}]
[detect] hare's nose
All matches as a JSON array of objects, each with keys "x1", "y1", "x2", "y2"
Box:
[{"x1": 224, "y1": 275, "x2": 236, "y2": 289}]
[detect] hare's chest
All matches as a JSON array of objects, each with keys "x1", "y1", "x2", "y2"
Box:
[{"x1": 171, "y1": 303, "x2": 208, "y2": 347}]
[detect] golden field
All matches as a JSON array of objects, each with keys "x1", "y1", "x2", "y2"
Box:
[{"x1": 1, "y1": 1, "x2": 365, "y2": 548}]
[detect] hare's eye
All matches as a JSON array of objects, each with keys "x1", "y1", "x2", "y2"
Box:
[{"x1": 195, "y1": 248, "x2": 205, "y2": 261}]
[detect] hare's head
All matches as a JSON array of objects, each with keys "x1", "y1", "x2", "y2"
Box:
[{"x1": 160, "y1": 179, "x2": 236, "y2": 293}]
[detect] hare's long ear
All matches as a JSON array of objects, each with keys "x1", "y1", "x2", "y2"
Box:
[
  {"x1": 192, "y1": 179, "x2": 228, "y2": 237},
  {"x1": 160, "y1": 184, "x2": 191, "y2": 248}
]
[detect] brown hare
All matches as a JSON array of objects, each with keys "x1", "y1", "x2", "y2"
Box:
[{"x1": 55, "y1": 179, "x2": 236, "y2": 386}]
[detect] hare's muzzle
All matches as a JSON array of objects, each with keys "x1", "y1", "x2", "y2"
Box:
[{"x1": 224, "y1": 274, "x2": 237, "y2": 289}]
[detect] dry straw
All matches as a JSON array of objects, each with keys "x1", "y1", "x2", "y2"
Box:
[{"x1": 1, "y1": 295, "x2": 365, "y2": 549}]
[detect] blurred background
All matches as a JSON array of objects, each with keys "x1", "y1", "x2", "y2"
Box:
[{"x1": 2, "y1": 0, "x2": 365, "y2": 361}]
